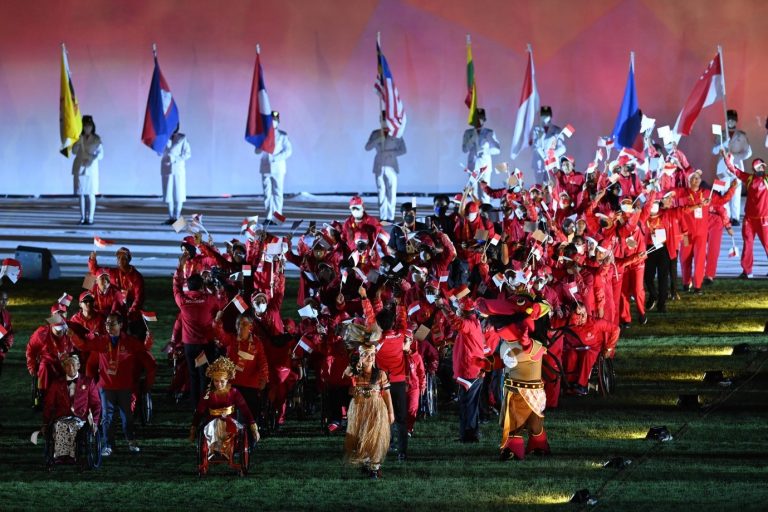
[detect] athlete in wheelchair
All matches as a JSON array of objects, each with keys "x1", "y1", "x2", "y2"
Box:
[
  {"x1": 190, "y1": 356, "x2": 259, "y2": 477},
  {"x1": 42, "y1": 354, "x2": 102, "y2": 470},
  {"x1": 551, "y1": 304, "x2": 620, "y2": 396}
]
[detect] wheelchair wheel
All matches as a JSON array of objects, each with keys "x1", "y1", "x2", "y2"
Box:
[
  {"x1": 237, "y1": 429, "x2": 250, "y2": 476},
  {"x1": 86, "y1": 427, "x2": 102, "y2": 469},
  {"x1": 196, "y1": 425, "x2": 206, "y2": 476},
  {"x1": 597, "y1": 353, "x2": 616, "y2": 397},
  {"x1": 292, "y1": 379, "x2": 306, "y2": 420},
  {"x1": 427, "y1": 374, "x2": 438, "y2": 417},
  {"x1": 542, "y1": 353, "x2": 567, "y2": 396}
]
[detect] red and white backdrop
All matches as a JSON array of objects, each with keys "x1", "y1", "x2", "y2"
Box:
[{"x1": 1, "y1": 0, "x2": 767, "y2": 196}]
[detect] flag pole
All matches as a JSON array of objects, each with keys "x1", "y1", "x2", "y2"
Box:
[
  {"x1": 152, "y1": 43, "x2": 157, "y2": 58},
  {"x1": 256, "y1": 43, "x2": 260, "y2": 55},
  {"x1": 377, "y1": 32, "x2": 385, "y2": 140},
  {"x1": 718, "y1": 45, "x2": 729, "y2": 142}
]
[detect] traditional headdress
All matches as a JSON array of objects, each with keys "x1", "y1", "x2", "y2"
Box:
[{"x1": 205, "y1": 356, "x2": 237, "y2": 380}]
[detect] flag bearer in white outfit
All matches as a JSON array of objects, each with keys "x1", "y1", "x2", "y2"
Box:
[
  {"x1": 365, "y1": 112, "x2": 407, "y2": 222},
  {"x1": 711, "y1": 110, "x2": 751, "y2": 225},
  {"x1": 462, "y1": 108, "x2": 500, "y2": 204},
  {"x1": 256, "y1": 111, "x2": 292, "y2": 224},
  {"x1": 71, "y1": 115, "x2": 103, "y2": 225},
  {"x1": 161, "y1": 125, "x2": 191, "y2": 224},
  {"x1": 530, "y1": 106, "x2": 566, "y2": 185}
]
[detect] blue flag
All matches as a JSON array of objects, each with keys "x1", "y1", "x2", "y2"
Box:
[
  {"x1": 142, "y1": 56, "x2": 180, "y2": 155},
  {"x1": 611, "y1": 55, "x2": 642, "y2": 150}
]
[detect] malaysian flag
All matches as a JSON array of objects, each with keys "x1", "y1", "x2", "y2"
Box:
[{"x1": 375, "y1": 34, "x2": 407, "y2": 137}]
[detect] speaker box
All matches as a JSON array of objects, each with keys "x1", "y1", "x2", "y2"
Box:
[{"x1": 14, "y1": 246, "x2": 61, "y2": 280}]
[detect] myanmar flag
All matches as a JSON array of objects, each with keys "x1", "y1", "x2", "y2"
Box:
[
  {"x1": 59, "y1": 44, "x2": 82, "y2": 157},
  {"x1": 465, "y1": 36, "x2": 477, "y2": 125}
]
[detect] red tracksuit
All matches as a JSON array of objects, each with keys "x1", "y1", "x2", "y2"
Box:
[
  {"x1": 406, "y1": 349, "x2": 426, "y2": 433},
  {"x1": 705, "y1": 184, "x2": 737, "y2": 280},
  {"x1": 724, "y1": 159, "x2": 768, "y2": 275},
  {"x1": 678, "y1": 187, "x2": 713, "y2": 289},
  {"x1": 43, "y1": 373, "x2": 102, "y2": 426}
]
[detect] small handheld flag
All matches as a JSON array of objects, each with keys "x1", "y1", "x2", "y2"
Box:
[
  {"x1": 93, "y1": 236, "x2": 114, "y2": 249},
  {"x1": 561, "y1": 124, "x2": 575, "y2": 138},
  {"x1": 141, "y1": 311, "x2": 158, "y2": 322},
  {"x1": 58, "y1": 293, "x2": 73, "y2": 307},
  {"x1": 231, "y1": 295, "x2": 249, "y2": 314}
]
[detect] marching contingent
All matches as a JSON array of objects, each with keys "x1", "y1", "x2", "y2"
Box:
[{"x1": 1, "y1": 38, "x2": 768, "y2": 480}]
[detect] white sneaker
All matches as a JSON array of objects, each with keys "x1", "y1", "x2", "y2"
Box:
[
  {"x1": 101, "y1": 446, "x2": 112, "y2": 457},
  {"x1": 128, "y1": 442, "x2": 141, "y2": 453}
]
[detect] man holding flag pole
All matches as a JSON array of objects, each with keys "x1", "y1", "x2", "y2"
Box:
[
  {"x1": 246, "y1": 45, "x2": 292, "y2": 225},
  {"x1": 366, "y1": 32, "x2": 407, "y2": 223},
  {"x1": 462, "y1": 35, "x2": 500, "y2": 203}
]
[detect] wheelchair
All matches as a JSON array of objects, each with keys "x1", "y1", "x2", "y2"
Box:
[
  {"x1": 419, "y1": 373, "x2": 439, "y2": 418},
  {"x1": 44, "y1": 416, "x2": 101, "y2": 471},
  {"x1": 195, "y1": 418, "x2": 251, "y2": 477},
  {"x1": 135, "y1": 377, "x2": 153, "y2": 426},
  {"x1": 548, "y1": 327, "x2": 616, "y2": 397}
]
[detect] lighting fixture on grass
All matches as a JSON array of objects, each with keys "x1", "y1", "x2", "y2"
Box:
[
  {"x1": 703, "y1": 370, "x2": 724, "y2": 384},
  {"x1": 732, "y1": 343, "x2": 751, "y2": 356},
  {"x1": 603, "y1": 456, "x2": 632, "y2": 469},
  {"x1": 676, "y1": 394, "x2": 701, "y2": 409},
  {"x1": 569, "y1": 489, "x2": 597, "y2": 506},
  {"x1": 645, "y1": 426, "x2": 673, "y2": 442}
]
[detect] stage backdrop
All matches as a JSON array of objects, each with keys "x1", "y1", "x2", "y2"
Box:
[{"x1": 1, "y1": 0, "x2": 767, "y2": 197}]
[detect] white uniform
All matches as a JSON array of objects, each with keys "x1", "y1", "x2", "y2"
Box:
[
  {"x1": 71, "y1": 135, "x2": 103, "y2": 195},
  {"x1": 462, "y1": 127, "x2": 500, "y2": 203},
  {"x1": 256, "y1": 129, "x2": 292, "y2": 220},
  {"x1": 712, "y1": 130, "x2": 751, "y2": 220},
  {"x1": 530, "y1": 124, "x2": 566, "y2": 185},
  {"x1": 365, "y1": 130, "x2": 407, "y2": 222},
  {"x1": 161, "y1": 133, "x2": 191, "y2": 218}
]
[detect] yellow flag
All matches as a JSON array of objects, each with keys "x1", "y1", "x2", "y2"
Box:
[{"x1": 59, "y1": 44, "x2": 82, "y2": 157}]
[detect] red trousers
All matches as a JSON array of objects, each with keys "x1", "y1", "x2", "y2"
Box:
[
  {"x1": 680, "y1": 234, "x2": 706, "y2": 288},
  {"x1": 620, "y1": 264, "x2": 645, "y2": 323},
  {"x1": 267, "y1": 367, "x2": 298, "y2": 425},
  {"x1": 741, "y1": 216, "x2": 768, "y2": 275},
  {"x1": 610, "y1": 271, "x2": 623, "y2": 326},
  {"x1": 406, "y1": 384, "x2": 421, "y2": 432},
  {"x1": 705, "y1": 216, "x2": 726, "y2": 279}
]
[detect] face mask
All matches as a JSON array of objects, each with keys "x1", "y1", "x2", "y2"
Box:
[
  {"x1": 426, "y1": 294, "x2": 437, "y2": 304},
  {"x1": 467, "y1": 212, "x2": 478, "y2": 222},
  {"x1": 434, "y1": 205, "x2": 447, "y2": 216},
  {"x1": 621, "y1": 204, "x2": 633, "y2": 213},
  {"x1": 404, "y1": 214, "x2": 415, "y2": 224},
  {"x1": 562, "y1": 165, "x2": 572, "y2": 174},
  {"x1": 576, "y1": 244, "x2": 585, "y2": 255},
  {"x1": 651, "y1": 203, "x2": 660, "y2": 215},
  {"x1": 52, "y1": 325, "x2": 67, "y2": 336},
  {"x1": 420, "y1": 251, "x2": 431, "y2": 261},
  {"x1": 254, "y1": 303, "x2": 267, "y2": 314},
  {"x1": 356, "y1": 242, "x2": 367, "y2": 252},
  {"x1": 542, "y1": 116, "x2": 551, "y2": 125},
  {"x1": 351, "y1": 209, "x2": 364, "y2": 219}
]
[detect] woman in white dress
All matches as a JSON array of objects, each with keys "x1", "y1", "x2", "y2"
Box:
[
  {"x1": 71, "y1": 115, "x2": 103, "y2": 225},
  {"x1": 161, "y1": 125, "x2": 191, "y2": 224}
]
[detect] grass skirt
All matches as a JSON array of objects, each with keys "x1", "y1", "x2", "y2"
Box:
[{"x1": 344, "y1": 394, "x2": 390, "y2": 468}]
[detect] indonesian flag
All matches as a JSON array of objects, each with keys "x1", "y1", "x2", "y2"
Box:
[
  {"x1": 407, "y1": 303, "x2": 421, "y2": 316},
  {"x1": 93, "y1": 236, "x2": 114, "y2": 249},
  {"x1": 272, "y1": 212, "x2": 286, "y2": 224},
  {"x1": 509, "y1": 45, "x2": 539, "y2": 160},
  {"x1": 141, "y1": 311, "x2": 158, "y2": 322},
  {"x1": 465, "y1": 35, "x2": 478, "y2": 125},
  {"x1": 489, "y1": 233, "x2": 501, "y2": 246},
  {"x1": 561, "y1": 124, "x2": 575, "y2": 138},
  {"x1": 674, "y1": 51, "x2": 725, "y2": 136},
  {"x1": 242, "y1": 265, "x2": 252, "y2": 277},
  {"x1": 377, "y1": 230, "x2": 391, "y2": 245},
  {"x1": 294, "y1": 337, "x2": 314, "y2": 355},
  {"x1": 0, "y1": 324, "x2": 7, "y2": 339},
  {"x1": 375, "y1": 35, "x2": 407, "y2": 137},
  {"x1": 232, "y1": 295, "x2": 249, "y2": 314},
  {"x1": 712, "y1": 179, "x2": 728, "y2": 193},
  {"x1": 0, "y1": 259, "x2": 22, "y2": 284},
  {"x1": 58, "y1": 293, "x2": 73, "y2": 307},
  {"x1": 438, "y1": 271, "x2": 449, "y2": 283},
  {"x1": 245, "y1": 49, "x2": 276, "y2": 153},
  {"x1": 59, "y1": 44, "x2": 82, "y2": 157},
  {"x1": 544, "y1": 154, "x2": 558, "y2": 172},
  {"x1": 492, "y1": 272, "x2": 505, "y2": 288}
]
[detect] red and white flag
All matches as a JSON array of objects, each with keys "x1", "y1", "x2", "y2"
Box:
[
  {"x1": 407, "y1": 303, "x2": 421, "y2": 316},
  {"x1": 242, "y1": 265, "x2": 252, "y2": 277},
  {"x1": 544, "y1": 154, "x2": 558, "y2": 172},
  {"x1": 294, "y1": 337, "x2": 314, "y2": 355},
  {"x1": 489, "y1": 233, "x2": 501, "y2": 246},
  {"x1": 141, "y1": 311, "x2": 158, "y2": 322},
  {"x1": 509, "y1": 45, "x2": 539, "y2": 160},
  {"x1": 438, "y1": 271, "x2": 449, "y2": 283},
  {"x1": 377, "y1": 230, "x2": 391, "y2": 245},
  {"x1": 232, "y1": 295, "x2": 249, "y2": 314},
  {"x1": 0, "y1": 258, "x2": 22, "y2": 284},
  {"x1": 0, "y1": 324, "x2": 7, "y2": 339},
  {"x1": 456, "y1": 377, "x2": 473, "y2": 390},
  {"x1": 272, "y1": 212, "x2": 286, "y2": 224},
  {"x1": 561, "y1": 124, "x2": 575, "y2": 138},
  {"x1": 93, "y1": 236, "x2": 114, "y2": 249},
  {"x1": 58, "y1": 293, "x2": 73, "y2": 307},
  {"x1": 674, "y1": 51, "x2": 725, "y2": 136},
  {"x1": 712, "y1": 179, "x2": 728, "y2": 193}
]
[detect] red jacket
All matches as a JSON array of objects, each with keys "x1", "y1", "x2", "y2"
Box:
[
  {"x1": 88, "y1": 333, "x2": 156, "y2": 391},
  {"x1": 407, "y1": 350, "x2": 427, "y2": 394},
  {"x1": 88, "y1": 257, "x2": 145, "y2": 317},
  {"x1": 90, "y1": 285, "x2": 126, "y2": 318},
  {"x1": 43, "y1": 373, "x2": 102, "y2": 425},
  {"x1": 363, "y1": 299, "x2": 408, "y2": 383},
  {"x1": 728, "y1": 163, "x2": 768, "y2": 219},
  {"x1": 446, "y1": 310, "x2": 486, "y2": 380},
  {"x1": 173, "y1": 271, "x2": 222, "y2": 344},
  {"x1": 216, "y1": 323, "x2": 269, "y2": 390},
  {"x1": 0, "y1": 309, "x2": 14, "y2": 362},
  {"x1": 26, "y1": 326, "x2": 74, "y2": 376}
]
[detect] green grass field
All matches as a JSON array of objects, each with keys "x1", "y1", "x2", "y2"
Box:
[{"x1": 0, "y1": 277, "x2": 766, "y2": 511}]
